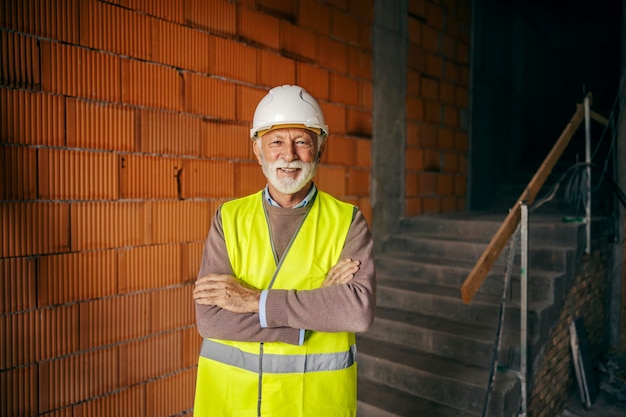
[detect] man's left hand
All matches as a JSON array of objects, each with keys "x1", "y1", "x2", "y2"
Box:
[{"x1": 193, "y1": 274, "x2": 261, "y2": 313}]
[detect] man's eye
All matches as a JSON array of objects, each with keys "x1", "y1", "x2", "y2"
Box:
[{"x1": 296, "y1": 141, "x2": 311, "y2": 146}]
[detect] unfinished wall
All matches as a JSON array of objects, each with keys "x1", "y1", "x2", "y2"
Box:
[
  {"x1": 404, "y1": 0, "x2": 470, "y2": 216},
  {"x1": 0, "y1": 0, "x2": 373, "y2": 415},
  {"x1": 529, "y1": 245, "x2": 611, "y2": 417}
]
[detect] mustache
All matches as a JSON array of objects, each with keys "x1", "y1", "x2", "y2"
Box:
[{"x1": 272, "y1": 160, "x2": 309, "y2": 169}]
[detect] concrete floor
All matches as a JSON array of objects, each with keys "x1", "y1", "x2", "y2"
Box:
[{"x1": 556, "y1": 354, "x2": 626, "y2": 417}]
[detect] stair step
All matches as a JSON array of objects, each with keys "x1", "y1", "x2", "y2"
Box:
[
  {"x1": 375, "y1": 253, "x2": 566, "y2": 303},
  {"x1": 357, "y1": 336, "x2": 521, "y2": 416},
  {"x1": 399, "y1": 212, "x2": 585, "y2": 248},
  {"x1": 376, "y1": 279, "x2": 553, "y2": 337},
  {"x1": 364, "y1": 306, "x2": 525, "y2": 369},
  {"x1": 357, "y1": 377, "x2": 478, "y2": 417},
  {"x1": 383, "y1": 234, "x2": 574, "y2": 272}
]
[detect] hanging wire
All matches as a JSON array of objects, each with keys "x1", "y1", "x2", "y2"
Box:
[{"x1": 531, "y1": 92, "x2": 625, "y2": 214}]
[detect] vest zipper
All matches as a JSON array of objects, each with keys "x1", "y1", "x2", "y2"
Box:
[{"x1": 257, "y1": 342, "x2": 264, "y2": 417}]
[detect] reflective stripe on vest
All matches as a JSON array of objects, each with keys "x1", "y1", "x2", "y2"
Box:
[{"x1": 200, "y1": 339, "x2": 357, "y2": 374}]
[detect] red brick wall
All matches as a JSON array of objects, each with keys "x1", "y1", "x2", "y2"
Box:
[
  {"x1": 0, "y1": 0, "x2": 373, "y2": 415},
  {"x1": 404, "y1": 0, "x2": 471, "y2": 216}
]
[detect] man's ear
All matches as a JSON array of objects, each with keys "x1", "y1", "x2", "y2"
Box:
[
  {"x1": 317, "y1": 140, "x2": 326, "y2": 162},
  {"x1": 252, "y1": 140, "x2": 263, "y2": 165}
]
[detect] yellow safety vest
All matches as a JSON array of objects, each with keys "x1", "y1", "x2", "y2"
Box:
[{"x1": 194, "y1": 190, "x2": 357, "y2": 417}]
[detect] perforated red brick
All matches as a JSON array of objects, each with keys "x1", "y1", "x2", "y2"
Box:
[
  {"x1": 38, "y1": 348, "x2": 118, "y2": 412},
  {"x1": 239, "y1": 7, "x2": 280, "y2": 50},
  {"x1": 73, "y1": 385, "x2": 145, "y2": 417},
  {"x1": 81, "y1": 0, "x2": 151, "y2": 59},
  {"x1": 331, "y1": 9, "x2": 360, "y2": 45},
  {"x1": 236, "y1": 162, "x2": 267, "y2": 197},
  {"x1": 444, "y1": 60, "x2": 460, "y2": 83},
  {"x1": 259, "y1": 51, "x2": 296, "y2": 88},
  {"x1": 118, "y1": 244, "x2": 181, "y2": 293},
  {"x1": 348, "y1": 47, "x2": 371, "y2": 79},
  {"x1": 0, "y1": 31, "x2": 40, "y2": 90},
  {"x1": 184, "y1": 0, "x2": 236, "y2": 36},
  {"x1": 182, "y1": 241, "x2": 204, "y2": 282},
  {"x1": 296, "y1": 63, "x2": 329, "y2": 101},
  {"x1": 425, "y1": 52, "x2": 443, "y2": 78},
  {"x1": 315, "y1": 165, "x2": 347, "y2": 197},
  {"x1": 360, "y1": 80, "x2": 372, "y2": 109},
  {"x1": 41, "y1": 42, "x2": 121, "y2": 102},
  {"x1": 145, "y1": 368, "x2": 196, "y2": 416},
  {"x1": 151, "y1": 201, "x2": 211, "y2": 244},
  {"x1": 0, "y1": 89, "x2": 65, "y2": 146},
  {"x1": 347, "y1": 168, "x2": 370, "y2": 197},
  {"x1": 119, "y1": 332, "x2": 182, "y2": 386},
  {"x1": 0, "y1": 0, "x2": 79, "y2": 43},
  {"x1": 150, "y1": 286, "x2": 195, "y2": 332},
  {"x1": 331, "y1": 73, "x2": 359, "y2": 107},
  {"x1": 153, "y1": 19, "x2": 211, "y2": 73},
  {"x1": 140, "y1": 110, "x2": 201, "y2": 156},
  {"x1": 38, "y1": 148, "x2": 119, "y2": 201},
  {"x1": 39, "y1": 251, "x2": 117, "y2": 306},
  {"x1": 355, "y1": 138, "x2": 371, "y2": 168},
  {"x1": 0, "y1": 146, "x2": 36, "y2": 200},
  {"x1": 236, "y1": 84, "x2": 268, "y2": 123},
  {"x1": 37, "y1": 304, "x2": 80, "y2": 362},
  {"x1": 0, "y1": 257, "x2": 36, "y2": 314},
  {"x1": 406, "y1": 96, "x2": 424, "y2": 121},
  {"x1": 298, "y1": 0, "x2": 330, "y2": 34},
  {"x1": 122, "y1": 59, "x2": 181, "y2": 111},
  {"x1": 408, "y1": 17, "x2": 422, "y2": 46},
  {"x1": 320, "y1": 102, "x2": 346, "y2": 135},
  {"x1": 127, "y1": 0, "x2": 185, "y2": 23},
  {"x1": 200, "y1": 120, "x2": 250, "y2": 160},
  {"x1": 184, "y1": 72, "x2": 235, "y2": 119},
  {"x1": 120, "y1": 154, "x2": 181, "y2": 199},
  {"x1": 211, "y1": 36, "x2": 257, "y2": 84},
  {"x1": 66, "y1": 98, "x2": 135, "y2": 151},
  {"x1": 281, "y1": 21, "x2": 317, "y2": 61},
  {"x1": 79, "y1": 293, "x2": 151, "y2": 350},
  {"x1": 405, "y1": 147, "x2": 424, "y2": 171},
  {"x1": 424, "y1": 100, "x2": 440, "y2": 124},
  {"x1": 0, "y1": 365, "x2": 37, "y2": 416},
  {"x1": 325, "y1": 135, "x2": 355, "y2": 166},
  {"x1": 426, "y1": 3, "x2": 444, "y2": 30},
  {"x1": 1, "y1": 202, "x2": 70, "y2": 257},
  {"x1": 181, "y1": 159, "x2": 236, "y2": 199},
  {"x1": 347, "y1": 108, "x2": 372, "y2": 136},
  {"x1": 70, "y1": 202, "x2": 147, "y2": 251},
  {"x1": 437, "y1": 173, "x2": 454, "y2": 195},
  {"x1": 405, "y1": 197, "x2": 422, "y2": 216},
  {"x1": 259, "y1": 0, "x2": 295, "y2": 16},
  {"x1": 318, "y1": 37, "x2": 348, "y2": 73}
]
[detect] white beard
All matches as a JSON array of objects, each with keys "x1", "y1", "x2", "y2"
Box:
[{"x1": 260, "y1": 155, "x2": 318, "y2": 194}]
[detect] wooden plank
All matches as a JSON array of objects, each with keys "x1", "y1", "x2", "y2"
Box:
[
  {"x1": 590, "y1": 110, "x2": 609, "y2": 126},
  {"x1": 461, "y1": 105, "x2": 584, "y2": 304}
]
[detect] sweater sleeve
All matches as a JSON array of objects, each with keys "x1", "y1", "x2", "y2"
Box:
[
  {"x1": 263, "y1": 209, "x2": 376, "y2": 333},
  {"x1": 194, "y1": 207, "x2": 301, "y2": 345}
]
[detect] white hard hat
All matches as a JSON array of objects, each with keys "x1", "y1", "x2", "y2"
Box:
[{"x1": 250, "y1": 85, "x2": 329, "y2": 140}]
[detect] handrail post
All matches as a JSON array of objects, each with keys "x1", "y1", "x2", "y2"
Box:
[
  {"x1": 584, "y1": 95, "x2": 592, "y2": 254},
  {"x1": 519, "y1": 201, "x2": 528, "y2": 417}
]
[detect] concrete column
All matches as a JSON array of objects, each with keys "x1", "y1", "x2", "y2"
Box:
[{"x1": 371, "y1": 0, "x2": 407, "y2": 253}]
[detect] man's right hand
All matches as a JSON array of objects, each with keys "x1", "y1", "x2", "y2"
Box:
[{"x1": 322, "y1": 258, "x2": 360, "y2": 287}]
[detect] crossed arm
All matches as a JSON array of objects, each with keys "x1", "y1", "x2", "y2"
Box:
[{"x1": 193, "y1": 208, "x2": 376, "y2": 345}]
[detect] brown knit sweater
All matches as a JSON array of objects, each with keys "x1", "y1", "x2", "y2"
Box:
[{"x1": 194, "y1": 193, "x2": 376, "y2": 345}]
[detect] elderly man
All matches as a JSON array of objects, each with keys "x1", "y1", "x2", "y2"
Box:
[{"x1": 192, "y1": 85, "x2": 376, "y2": 417}]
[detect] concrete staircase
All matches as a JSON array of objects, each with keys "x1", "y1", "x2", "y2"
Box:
[{"x1": 356, "y1": 211, "x2": 594, "y2": 417}]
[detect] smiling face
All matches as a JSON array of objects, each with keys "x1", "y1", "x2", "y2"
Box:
[{"x1": 253, "y1": 127, "x2": 325, "y2": 206}]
